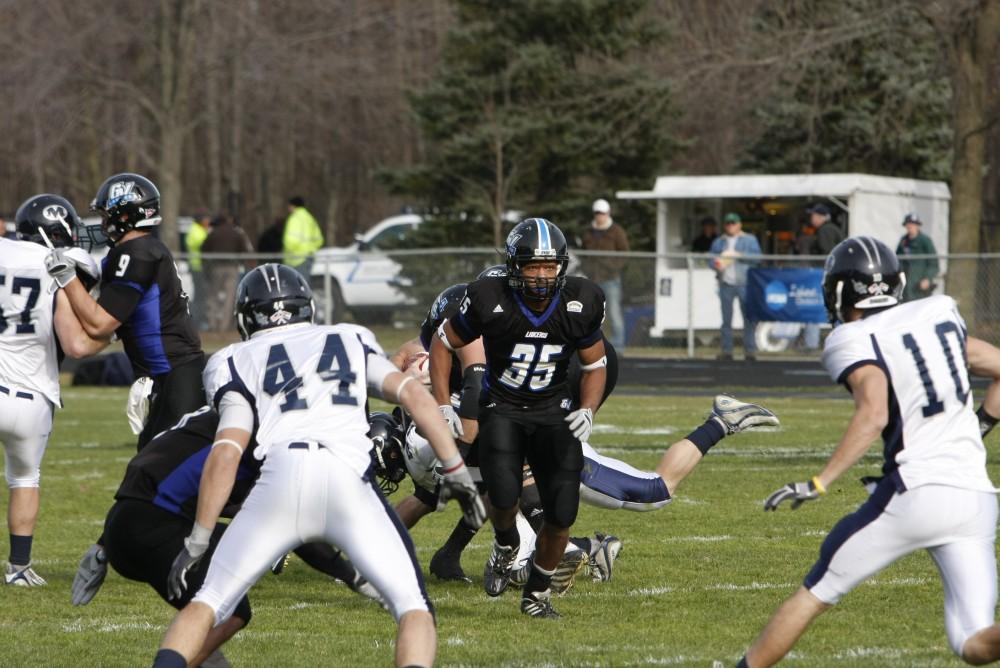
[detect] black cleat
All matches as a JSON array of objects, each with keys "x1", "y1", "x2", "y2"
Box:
[
  {"x1": 483, "y1": 542, "x2": 517, "y2": 597},
  {"x1": 521, "y1": 589, "x2": 561, "y2": 619},
  {"x1": 430, "y1": 548, "x2": 471, "y2": 583}
]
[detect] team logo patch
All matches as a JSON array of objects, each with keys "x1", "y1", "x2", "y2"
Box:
[
  {"x1": 42, "y1": 205, "x2": 68, "y2": 222},
  {"x1": 567, "y1": 300, "x2": 583, "y2": 313},
  {"x1": 492, "y1": 304, "x2": 504, "y2": 313},
  {"x1": 560, "y1": 398, "x2": 573, "y2": 410},
  {"x1": 867, "y1": 281, "x2": 890, "y2": 296},
  {"x1": 269, "y1": 300, "x2": 292, "y2": 325}
]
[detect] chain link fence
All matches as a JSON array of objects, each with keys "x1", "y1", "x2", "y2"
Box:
[{"x1": 173, "y1": 250, "x2": 1000, "y2": 358}]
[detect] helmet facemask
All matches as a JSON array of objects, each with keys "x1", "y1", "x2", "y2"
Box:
[{"x1": 510, "y1": 259, "x2": 566, "y2": 301}]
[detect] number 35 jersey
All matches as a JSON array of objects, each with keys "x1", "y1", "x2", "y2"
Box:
[
  {"x1": 450, "y1": 276, "x2": 605, "y2": 408},
  {"x1": 823, "y1": 295, "x2": 996, "y2": 494},
  {"x1": 0, "y1": 238, "x2": 60, "y2": 404},
  {"x1": 204, "y1": 323, "x2": 394, "y2": 475}
]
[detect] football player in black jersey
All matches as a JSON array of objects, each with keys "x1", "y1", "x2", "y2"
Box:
[
  {"x1": 432, "y1": 218, "x2": 608, "y2": 618},
  {"x1": 43, "y1": 173, "x2": 207, "y2": 606}
]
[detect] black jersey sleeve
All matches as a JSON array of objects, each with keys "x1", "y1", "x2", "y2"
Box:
[
  {"x1": 449, "y1": 280, "x2": 492, "y2": 343},
  {"x1": 97, "y1": 244, "x2": 160, "y2": 323},
  {"x1": 573, "y1": 279, "x2": 606, "y2": 348}
]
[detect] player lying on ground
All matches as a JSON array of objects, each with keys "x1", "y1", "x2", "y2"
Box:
[
  {"x1": 151, "y1": 264, "x2": 484, "y2": 668},
  {"x1": 737, "y1": 237, "x2": 1000, "y2": 668},
  {"x1": 1, "y1": 195, "x2": 105, "y2": 588}
]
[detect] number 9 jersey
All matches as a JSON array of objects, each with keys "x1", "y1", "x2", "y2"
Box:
[
  {"x1": 449, "y1": 275, "x2": 605, "y2": 408},
  {"x1": 204, "y1": 322, "x2": 395, "y2": 476},
  {"x1": 822, "y1": 295, "x2": 997, "y2": 494}
]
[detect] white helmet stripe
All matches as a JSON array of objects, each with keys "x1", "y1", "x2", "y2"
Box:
[{"x1": 854, "y1": 236, "x2": 874, "y2": 267}]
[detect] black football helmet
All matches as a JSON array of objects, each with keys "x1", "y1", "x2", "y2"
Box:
[
  {"x1": 822, "y1": 236, "x2": 905, "y2": 324},
  {"x1": 15, "y1": 194, "x2": 80, "y2": 248},
  {"x1": 505, "y1": 218, "x2": 569, "y2": 301},
  {"x1": 422, "y1": 283, "x2": 467, "y2": 333},
  {"x1": 368, "y1": 412, "x2": 407, "y2": 495},
  {"x1": 234, "y1": 263, "x2": 315, "y2": 340},
  {"x1": 477, "y1": 264, "x2": 508, "y2": 280},
  {"x1": 90, "y1": 172, "x2": 161, "y2": 244}
]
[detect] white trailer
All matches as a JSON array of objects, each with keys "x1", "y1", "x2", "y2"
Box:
[{"x1": 616, "y1": 173, "x2": 951, "y2": 338}]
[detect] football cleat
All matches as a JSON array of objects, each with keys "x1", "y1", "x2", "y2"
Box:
[
  {"x1": 270, "y1": 552, "x2": 291, "y2": 575},
  {"x1": 589, "y1": 533, "x2": 623, "y2": 582},
  {"x1": 483, "y1": 542, "x2": 517, "y2": 597},
  {"x1": 520, "y1": 589, "x2": 561, "y2": 619},
  {"x1": 344, "y1": 570, "x2": 387, "y2": 609},
  {"x1": 199, "y1": 649, "x2": 233, "y2": 668},
  {"x1": 710, "y1": 395, "x2": 780, "y2": 434},
  {"x1": 430, "y1": 547, "x2": 472, "y2": 583},
  {"x1": 550, "y1": 547, "x2": 589, "y2": 595},
  {"x1": 509, "y1": 554, "x2": 533, "y2": 588},
  {"x1": 5, "y1": 562, "x2": 46, "y2": 587}
]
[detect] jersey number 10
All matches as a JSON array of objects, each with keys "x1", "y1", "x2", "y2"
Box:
[
  {"x1": 902, "y1": 321, "x2": 968, "y2": 417},
  {"x1": 263, "y1": 334, "x2": 358, "y2": 412}
]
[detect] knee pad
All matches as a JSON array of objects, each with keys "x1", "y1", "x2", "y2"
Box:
[{"x1": 6, "y1": 469, "x2": 40, "y2": 489}]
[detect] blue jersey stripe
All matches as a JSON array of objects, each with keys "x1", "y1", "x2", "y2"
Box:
[
  {"x1": 132, "y1": 283, "x2": 172, "y2": 375},
  {"x1": 152, "y1": 447, "x2": 212, "y2": 515}
]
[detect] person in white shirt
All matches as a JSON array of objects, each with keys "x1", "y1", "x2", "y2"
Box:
[
  {"x1": 738, "y1": 236, "x2": 1000, "y2": 667},
  {"x1": 0, "y1": 194, "x2": 106, "y2": 586},
  {"x1": 150, "y1": 264, "x2": 484, "y2": 668}
]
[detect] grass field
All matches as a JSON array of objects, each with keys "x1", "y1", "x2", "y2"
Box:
[{"x1": 0, "y1": 385, "x2": 990, "y2": 667}]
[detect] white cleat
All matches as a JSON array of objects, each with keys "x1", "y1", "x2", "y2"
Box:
[
  {"x1": 711, "y1": 395, "x2": 779, "y2": 434},
  {"x1": 5, "y1": 562, "x2": 46, "y2": 587}
]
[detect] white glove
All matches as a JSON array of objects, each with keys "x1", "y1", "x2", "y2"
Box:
[
  {"x1": 65, "y1": 247, "x2": 102, "y2": 293},
  {"x1": 167, "y1": 523, "x2": 212, "y2": 600},
  {"x1": 126, "y1": 376, "x2": 154, "y2": 435},
  {"x1": 565, "y1": 407, "x2": 593, "y2": 442},
  {"x1": 44, "y1": 249, "x2": 79, "y2": 288},
  {"x1": 439, "y1": 405, "x2": 464, "y2": 438}
]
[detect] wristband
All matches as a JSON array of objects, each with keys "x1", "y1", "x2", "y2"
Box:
[
  {"x1": 439, "y1": 453, "x2": 465, "y2": 474},
  {"x1": 811, "y1": 476, "x2": 827, "y2": 495}
]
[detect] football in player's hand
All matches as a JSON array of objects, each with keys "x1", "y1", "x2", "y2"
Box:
[{"x1": 404, "y1": 352, "x2": 431, "y2": 385}]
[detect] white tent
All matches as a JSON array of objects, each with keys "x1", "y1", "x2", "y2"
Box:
[{"x1": 617, "y1": 173, "x2": 950, "y2": 336}]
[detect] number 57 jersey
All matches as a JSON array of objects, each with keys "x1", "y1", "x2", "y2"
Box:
[
  {"x1": 204, "y1": 323, "x2": 391, "y2": 476},
  {"x1": 822, "y1": 295, "x2": 997, "y2": 494}
]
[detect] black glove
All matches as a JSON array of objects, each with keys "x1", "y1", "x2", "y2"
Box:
[
  {"x1": 764, "y1": 479, "x2": 823, "y2": 511},
  {"x1": 167, "y1": 524, "x2": 212, "y2": 600},
  {"x1": 437, "y1": 456, "x2": 487, "y2": 529}
]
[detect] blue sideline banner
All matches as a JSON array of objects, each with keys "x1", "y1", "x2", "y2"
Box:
[{"x1": 745, "y1": 268, "x2": 827, "y2": 323}]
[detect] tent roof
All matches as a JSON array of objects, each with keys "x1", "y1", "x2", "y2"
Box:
[{"x1": 617, "y1": 173, "x2": 950, "y2": 201}]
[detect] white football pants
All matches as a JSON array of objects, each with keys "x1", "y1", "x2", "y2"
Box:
[{"x1": 0, "y1": 387, "x2": 53, "y2": 488}]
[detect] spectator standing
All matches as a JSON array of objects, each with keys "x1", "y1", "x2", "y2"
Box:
[
  {"x1": 896, "y1": 212, "x2": 939, "y2": 302},
  {"x1": 184, "y1": 213, "x2": 211, "y2": 331},
  {"x1": 807, "y1": 203, "x2": 844, "y2": 255},
  {"x1": 257, "y1": 217, "x2": 285, "y2": 264},
  {"x1": 710, "y1": 213, "x2": 762, "y2": 361},
  {"x1": 794, "y1": 222, "x2": 821, "y2": 351},
  {"x1": 282, "y1": 196, "x2": 323, "y2": 280},
  {"x1": 201, "y1": 215, "x2": 254, "y2": 332},
  {"x1": 691, "y1": 217, "x2": 718, "y2": 252},
  {"x1": 581, "y1": 198, "x2": 629, "y2": 349}
]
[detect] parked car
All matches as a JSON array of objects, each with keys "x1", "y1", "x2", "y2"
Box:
[{"x1": 311, "y1": 213, "x2": 423, "y2": 322}]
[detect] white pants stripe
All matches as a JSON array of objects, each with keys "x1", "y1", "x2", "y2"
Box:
[
  {"x1": 0, "y1": 390, "x2": 53, "y2": 488},
  {"x1": 806, "y1": 483, "x2": 998, "y2": 654},
  {"x1": 194, "y1": 443, "x2": 430, "y2": 625}
]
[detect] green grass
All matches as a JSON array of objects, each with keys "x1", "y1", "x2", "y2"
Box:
[{"x1": 1, "y1": 388, "x2": 989, "y2": 667}]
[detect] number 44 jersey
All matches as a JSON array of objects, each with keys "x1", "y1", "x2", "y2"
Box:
[
  {"x1": 823, "y1": 295, "x2": 997, "y2": 494},
  {"x1": 0, "y1": 238, "x2": 60, "y2": 405},
  {"x1": 204, "y1": 323, "x2": 393, "y2": 476},
  {"x1": 450, "y1": 276, "x2": 605, "y2": 409}
]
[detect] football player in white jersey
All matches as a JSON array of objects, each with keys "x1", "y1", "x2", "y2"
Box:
[
  {"x1": 0, "y1": 194, "x2": 106, "y2": 586},
  {"x1": 150, "y1": 264, "x2": 485, "y2": 668},
  {"x1": 738, "y1": 237, "x2": 1000, "y2": 667}
]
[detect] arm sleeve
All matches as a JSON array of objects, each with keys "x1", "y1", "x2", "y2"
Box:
[
  {"x1": 97, "y1": 249, "x2": 158, "y2": 323},
  {"x1": 449, "y1": 286, "x2": 483, "y2": 343},
  {"x1": 367, "y1": 353, "x2": 400, "y2": 394},
  {"x1": 217, "y1": 391, "x2": 255, "y2": 433},
  {"x1": 822, "y1": 326, "x2": 880, "y2": 385}
]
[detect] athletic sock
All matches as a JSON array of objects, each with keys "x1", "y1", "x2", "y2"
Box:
[
  {"x1": 495, "y1": 524, "x2": 520, "y2": 551},
  {"x1": 524, "y1": 562, "x2": 554, "y2": 594},
  {"x1": 685, "y1": 418, "x2": 726, "y2": 455},
  {"x1": 977, "y1": 405, "x2": 999, "y2": 438},
  {"x1": 152, "y1": 649, "x2": 187, "y2": 668},
  {"x1": 735, "y1": 657, "x2": 749, "y2": 668},
  {"x1": 9, "y1": 534, "x2": 32, "y2": 566},
  {"x1": 568, "y1": 536, "x2": 593, "y2": 555},
  {"x1": 441, "y1": 516, "x2": 479, "y2": 555}
]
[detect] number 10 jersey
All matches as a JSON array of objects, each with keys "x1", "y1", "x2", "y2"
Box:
[
  {"x1": 450, "y1": 276, "x2": 605, "y2": 409},
  {"x1": 822, "y1": 295, "x2": 996, "y2": 494}
]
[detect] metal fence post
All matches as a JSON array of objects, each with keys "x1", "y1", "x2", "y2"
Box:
[
  {"x1": 687, "y1": 253, "x2": 695, "y2": 358},
  {"x1": 323, "y1": 258, "x2": 333, "y2": 325}
]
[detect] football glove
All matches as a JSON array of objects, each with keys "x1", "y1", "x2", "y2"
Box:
[
  {"x1": 437, "y1": 457, "x2": 486, "y2": 529},
  {"x1": 167, "y1": 524, "x2": 212, "y2": 600},
  {"x1": 71, "y1": 544, "x2": 108, "y2": 606},
  {"x1": 439, "y1": 405, "x2": 464, "y2": 438},
  {"x1": 859, "y1": 475, "x2": 884, "y2": 495},
  {"x1": 44, "y1": 249, "x2": 79, "y2": 288},
  {"x1": 565, "y1": 408, "x2": 593, "y2": 442},
  {"x1": 764, "y1": 479, "x2": 824, "y2": 511}
]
